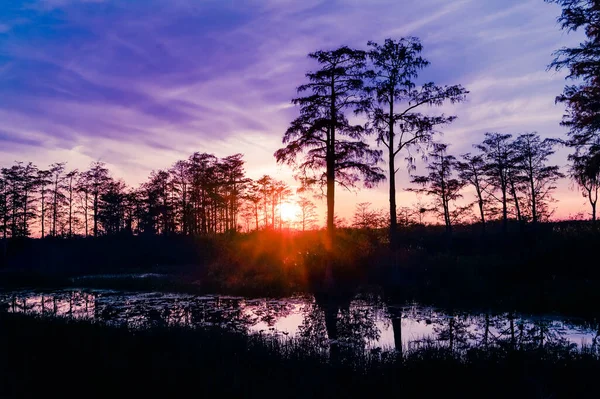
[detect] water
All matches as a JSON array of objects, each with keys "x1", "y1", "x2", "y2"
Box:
[{"x1": 1, "y1": 288, "x2": 598, "y2": 352}]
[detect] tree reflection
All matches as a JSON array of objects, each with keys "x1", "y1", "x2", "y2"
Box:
[{"x1": 297, "y1": 292, "x2": 383, "y2": 360}]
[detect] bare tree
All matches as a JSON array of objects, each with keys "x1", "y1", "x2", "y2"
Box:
[{"x1": 296, "y1": 196, "x2": 317, "y2": 231}]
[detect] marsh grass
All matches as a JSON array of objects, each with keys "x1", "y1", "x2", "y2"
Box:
[{"x1": 1, "y1": 312, "x2": 600, "y2": 398}]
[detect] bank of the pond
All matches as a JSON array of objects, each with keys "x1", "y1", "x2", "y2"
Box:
[{"x1": 0, "y1": 312, "x2": 599, "y2": 399}]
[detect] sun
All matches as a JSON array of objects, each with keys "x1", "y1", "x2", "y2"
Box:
[{"x1": 279, "y1": 202, "x2": 300, "y2": 222}]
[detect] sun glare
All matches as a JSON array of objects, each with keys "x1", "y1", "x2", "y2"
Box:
[{"x1": 279, "y1": 202, "x2": 301, "y2": 222}]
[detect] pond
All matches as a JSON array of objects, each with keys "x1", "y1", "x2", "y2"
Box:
[{"x1": 1, "y1": 288, "x2": 598, "y2": 353}]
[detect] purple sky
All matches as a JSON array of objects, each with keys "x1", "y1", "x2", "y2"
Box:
[{"x1": 0, "y1": 0, "x2": 590, "y2": 222}]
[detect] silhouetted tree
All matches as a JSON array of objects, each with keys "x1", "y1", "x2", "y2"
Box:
[
  {"x1": 83, "y1": 162, "x2": 110, "y2": 237},
  {"x1": 570, "y1": 152, "x2": 600, "y2": 221},
  {"x1": 244, "y1": 180, "x2": 262, "y2": 231},
  {"x1": 366, "y1": 37, "x2": 467, "y2": 248},
  {"x1": 170, "y1": 160, "x2": 190, "y2": 235},
  {"x1": 257, "y1": 175, "x2": 273, "y2": 229},
  {"x1": 49, "y1": 162, "x2": 66, "y2": 236},
  {"x1": 142, "y1": 170, "x2": 173, "y2": 236},
  {"x1": 296, "y1": 196, "x2": 317, "y2": 231},
  {"x1": 65, "y1": 169, "x2": 79, "y2": 237},
  {"x1": 76, "y1": 173, "x2": 91, "y2": 237},
  {"x1": 37, "y1": 168, "x2": 52, "y2": 238},
  {"x1": 188, "y1": 152, "x2": 217, "y2": 235},
  {"x1": 220, "y1": 154, "x2": 247, "y2": 232},
  {"x1": 397, "y1": 206, "x2": 417, "y2": 227},
  {"x1": 352, "y1": 202, "x2": 384, "y2": 229},
  {"x1": 457, "y1": 153, "x2": 489, "y2": 231},
  {"x1": 0, "y1": 175, "x2": 6, "y2": 239},
  {"x1": 272, "y1": 180, "x2": 292, "y2": 230},
  {"x1": 476, "y1": 133, "x2": 514, "y2": 232},
  {"x1": 513, "y1": 133, "x2": 564, "y2": 223},
  {"x1": 547, "y1": 0, "x2": 600, "y2": 159},
  {"x1": 275, "y1": 46, "x2": 384, "y2": 248},
  {"x1": 99, "y1": 180, "x2": 127, "y2": 235},
  {"x1": 408, "y1": 143, "x2": 464, "y2": 233}
]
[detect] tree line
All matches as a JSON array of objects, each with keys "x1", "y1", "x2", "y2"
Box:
[
  {"x1": 0, "y1": 154, "x2": 320, "y2": 238},
  {"x1": 277, "y1": 21, "x2": 600, "y2": 248}
]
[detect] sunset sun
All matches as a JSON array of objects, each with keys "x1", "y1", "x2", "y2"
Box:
[{"x1": 279, "y1": 202, "x2": 301, "y2": 223}]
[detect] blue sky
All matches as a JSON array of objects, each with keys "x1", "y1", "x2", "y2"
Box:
[{"x1": 0, "y1": 0, "x2": 589, "y2": 221}]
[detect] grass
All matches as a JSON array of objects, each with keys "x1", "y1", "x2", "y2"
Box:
[{"x1": 1, "y1": 311, "x2": 600, "y2": 398}]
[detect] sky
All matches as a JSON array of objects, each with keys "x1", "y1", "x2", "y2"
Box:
[{"x1": 0, "y1": 0, "x2": 590, "y2": 224}]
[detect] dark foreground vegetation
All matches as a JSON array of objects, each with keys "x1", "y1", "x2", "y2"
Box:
[
  {"x1": 0, "y1": 311, "x2": 598, "y2": 399},
  {"x1": 2, "y1": 220, "x2": 600, "y2": 317}
]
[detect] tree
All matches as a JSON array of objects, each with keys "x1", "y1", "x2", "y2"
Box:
[
  {"x1": 457, "y1": 153, "x2": 489, "y2": 231},
  {"x1": 76, "y1": 173, "x2": 91, "y2": 237},
  {"x1": 170, "y1": 160, "x2": 190, "y2": 235},
  {"x1": 366, "y1": 37, "x2": 467, "y2": 248},
  {"x1": 0, "y1": 174, "x2": 7, "y2": 239},
  {"x1": 546, "y1": 0, "x2": 600, "y2": 158},
  {"x1": 65, "y1": 169, "x2": 79, "y2": 237},
  {"x1": 1, "y1": 166, "x2": 21, "y2": 237},
  {"x1": 82, "y1": 162, "x2": 110, "y2": 237},
  {"x1": 272, "y1": 180, "x2": 292, "y2": 230},
  {"x1": 37, "y1": 168, "x2": 52, "y2": 238},
  {"x1": 19, "y1": 163, "x2": 38, "y2": 237},
  {"x1": 188, "y1": 152, "x2": 217, "y2": 235},
  {"x1": 143, "y1": 170, "x2": 173, "y2": 236},
  {"x1": 256, "y1": 175, "x2": 273, "y2": 229},
  {"x1": 243, "y1": 180, "x2": 262, "y2": 231},
  {"x1": 513, "y1": 133, "x2": 564, "y2": 223},
  {"x1": 98, "y1": 180, "x2": 127, "y2": 235},
  {"x1": 49, "y1": 162, "x2": 66, "y2": 236},
  {"x1": 275, "y1": 46, "x2": 385, "y2": 248},
  {"x1": 408, "y1": 143, "x2": 464, "y2": 233},
  {"x1": 296, "y1": 196, "x2": 317, "y2": 231},
  {"x1": 352, "y1": 202, "x2": 382, "y2": 229},
  {"x1": 570, "y1": 152, "x2": 600, "y2": 221},
  {"x1": 219, "y1": 154, "x2": 247, "y2": 232},
  {"x1": 476, "y1": 133, "x2": 514, "y2": 232}
]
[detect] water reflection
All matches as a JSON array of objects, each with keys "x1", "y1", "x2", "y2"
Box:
[{"x1": 0, "y1": 289, "x2": 597, "y2": 354}]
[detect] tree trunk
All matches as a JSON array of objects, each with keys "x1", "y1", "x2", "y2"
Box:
[
  {"x1": 510, "y1": 179, "x2": 522, "y2": 223},
  {"x1": 41, "y1": 192, "x2": 45, "y2": 238},
  {"x1": 52, "y1": 180, "x2": 58, "y2": 236},
  {"x1": 93, "y1": 192, "x2": 98, "y2": 237},
  {"x1": 68, "y1": 188, "x2": 73, "y2": 238},
  {"x1": 84, "y1": 192, "x2": 89, "y2": 237},
  {"x1": 478, "y1": 198, "x2": 486, "y2": 232},
  {"x1": 326, "y1": 79, "x2": 336, "y2": 251},
  {"x1": 388, "y1": 101, "x2": 397, "y2": 250},
  {"x1": 392, "y1": 314, "x2": 402, "y2": 356},
  {"x1": 529, "y1": 175, "x2": 537, "y2": 224},
  {"x1": 501, "y1": 184, "x2": 508, "y2": 233}
]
